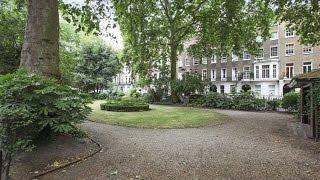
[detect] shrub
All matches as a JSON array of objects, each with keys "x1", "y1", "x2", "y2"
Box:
[
  {"x1": 232, "y1": 91, "x2": 263, "y2": 111},
  {"x1": 204, "y1": 92, "x2": 233, "y2": 109},
  {"x1": 0, "y1": 70, "x2": 92, "y2": 177},
  {"x1": 282, "y1": 92, "x2": 300, "y2": 112},
  {"x1": 266, "y1": 99, "x2": 281, "y2": 111},
  {"x1": 100, "y1": 97, "x2": 150, "y2": 112},
  {"x1": 93, "y1": 92, "x2": 109, "y2": 100}
]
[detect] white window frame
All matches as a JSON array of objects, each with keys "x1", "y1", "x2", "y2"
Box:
[
  {"x1": 255, "y1": 66, "x2": 260, "y2": 79},
  {"x1": 270, "y1": 31, "x2": 278, "y2": 40},
  {"x1": 232, "y1": 67, "x2": 238, "y2": 81},
  {"x1": 272, "y1": 64, "x2": 277, "y2": 78},
  {"x1": 243, "y1": 51, "x2": 251, "y2": 60},
  {"x1": 254, "y1": 85, "x2": 261, "y2": 96},
  {"x1": 193, "y1": 58, "x2": 199, "y2": 65},
  {"x1": 270, "y1": 46, "x2": 278, "y2": 58},
  {"x1": 202, "y1": 57, "x2": 208, "y2": 65},
  {"x1": 211, "y1": 52, "x2": 216, "y2": 63},
  {"x1": 285, "y1": 28, "x2": 294, "y2": 38},
  {"x1": 303, "y1": 62, "x2": 312, "y2": 74},
  {"x1": 232, "y1": 53, "x2": 238, "y2": 62},
  {"x1": 285, "y1": 43, "x2": 295, "y2": 56},
  {"x1": 211, "y1": 69, "x2": 216, "y2": 81},
  {"x1": 285, "y1": 63, "x2": 294, "y2": 79},
  {"x1": 255, "y1": 48, "x2": 264, "y2": 60},
  {"x1": 268, "y1": 85, "x2": 276, "y2": 95},
  {"x1": 202, "y1": 69, "x2": 207, "y2": 80},
  {"x1": 221, "y1": 54, "x2": 227, "y2": 63},
  {"x1": 262, "y1": 65, "x2": 270, "y2": 79},
  {"x1": 303, "y1": 46, "x2": 313, "y2": 54},
  {"x1": 243, "y1": 66, "x2": 251, "y2": 80},
  {"x1": 221, "y1": 68, "x2": 227, "y2": 81}
]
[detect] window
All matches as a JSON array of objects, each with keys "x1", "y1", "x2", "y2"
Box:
[
  {"x1": 232, "y1": 67, "x2": 238, "y2": 81},
  {"x1": 221, "y1": 68, "x2": 227, "y2": 80},
  {"x1": 202, "y1": 69, "x2": 207, "y2": 80},
  {"x1": 211, "y1": 52, "x2": 216, "y2": 63},
  {"x1": 285, "y1": 63, "x2": 294, "y2": 79},
  {"x1": 273, "y1": 65, "x2": 277, "y2": 78},
  {"x1": 232, "y1": 53, "x2": 238, "y2": 61},
  {"x1": 221, "y1": 54, "x2": 227, "y2": 63},
  {"x1": 303, "y1": 46, "x2": 313, "y2": 54},
  {"x1": 270, "y1": 46, "x2": 278, "y2": 57},
  {"x1": 254, "y1": 85, "x2": 261, "y2": 95},
  {"x1": 128, "y1": 77, "x2": 131, "y2": 84},
  {"x1": 262, "y1": 65, "x2": 270, "y2": 78},
  {"x1": 220, "y1": 85, "x2": 225, "y2": 94},
  {"x1": 211, "y1": 69, "x2": 216, "y2": 81},
  {"x1": 243, "y1": 66, "x2": 251, "y2": 80},
  {"x1": 255, "y1": 48, "x2": 264, "y2": 59},
  {"x1": 193, "y1": 58, "x2": 199, "y2": 65},
  {"x1": 185, "y1": 58, "x2": 190, "y2": 66},
  {"x1": 243, "y1": 51, "x2": 251, "y2": 60},
  {"x1": 303, "y1": 62, "x2": 312, "y2": 73},
  {"x1": 270, "y1": 31, "x2": 278, "y2": 40},
  {"x1": 255, "y1": 66, "x2": 260, "y2": 79},
  {"x1": 268, "y1": 85, "x2": 276, "y2": 95},
  {"x1": 285, "y1": 28, "x2": 294, "y2": 38},
  {"x1": 285, "y1": 44, "x2": 294, "y2": 56},
  {"x1": 230, "y1": 85, "x2": 236, "y2": 94},
  {"x1": 202, "y1": 57, "x2": 208, "y2": 64}
]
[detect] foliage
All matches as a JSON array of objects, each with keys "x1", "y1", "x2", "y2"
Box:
[
  {"x1": 114, "y1": 0, "x2": 273, "y2": 102},
  {"x1": 172, "y1": 73, "x2": 206, "y2": 98},
  {"x1": 203, "y1": 92, "x2": 233, "y2": 109},
  {"x1": 0, "y1": 70, "x2": 92, "y2": 177},
  {"x1": 130, "y1": 88, "x2": 141, "y2": 98},
  {"x1": 100, "y1": 97, "x2": 149, "y2": 112},
  {"x1": 271, "y1": 0, "x2": 320, "y2": 46},
  {"x1": 231, "y1": 91, "x2": 264, "y2": 111},
  {"x1": 266, "y1": 99, "x2": 281, "y2": 111},
  {"x1": 74, "y1": 38, "x2": 122, "y2": 94},
  {"x1": 0, "y1": 0, "x2": 25, "y2": 74},
  {"x1": 282, "y1": 92, "x2": 300, "y2": 112}
]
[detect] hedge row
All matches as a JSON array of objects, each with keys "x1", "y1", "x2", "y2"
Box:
[{"x1": 100, "y1": 103, "x2": 150, "y2": 112}]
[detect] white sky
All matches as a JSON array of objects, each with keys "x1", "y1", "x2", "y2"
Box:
[{"x1": 64, "y1": 0, "x2": 124, "y2": 50}]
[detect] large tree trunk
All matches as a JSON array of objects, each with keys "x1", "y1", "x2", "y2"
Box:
[
  {"x1": 170, "y1": 43, "x2": 178, "y2": 103},
  {"x1": 20, "y1": 0, "x2": 61, "y2": 79},
  {"x1": 1, "y1": 151, "x2": 12, "y2": 180}
]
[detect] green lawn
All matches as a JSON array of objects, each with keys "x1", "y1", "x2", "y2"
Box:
[{"x1": 88, "y1": 100, "x2": 226, "y2": 129}]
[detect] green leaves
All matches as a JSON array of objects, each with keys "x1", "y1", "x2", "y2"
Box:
[{"x1": 0, "y1": 69, "x2": 92, "y2": 155}]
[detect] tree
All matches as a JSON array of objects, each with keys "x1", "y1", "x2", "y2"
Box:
[
  {"x1": 270, "y1": 0, "x2": 320, "y2": 46},
  {"x1": 188, "y1": 0, "x2": 273, "y2": 58},
  {"x1": 114, "y1": 0, "x2": 273, "y2": 102},
  {"x1": 0, "y1": 0, "x2": 25, "y2": 74},
  {"x1": 74, "y1": 38, "x2": 122, "y2": 94},
  {"x1": 19, "y1": 0, "x2": 113, "y2": 78}
]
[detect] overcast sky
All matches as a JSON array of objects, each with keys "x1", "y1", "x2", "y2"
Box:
[{"x1": 64, "y1": 0, "x2": 124, "y2": 50}]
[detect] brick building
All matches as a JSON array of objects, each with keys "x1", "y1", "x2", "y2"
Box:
[{"x1": 177, "y1": 23, "x2": 320, "y2": 98}]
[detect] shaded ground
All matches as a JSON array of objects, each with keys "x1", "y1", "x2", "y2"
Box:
[
  {"x1": 10, "y1": 135, "x2": 99, "y2": 179},
  {"x1": 38, "y1": 110, "x2": 320, "y2": 179}
]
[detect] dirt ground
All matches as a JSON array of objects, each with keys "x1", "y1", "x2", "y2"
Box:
[
  {"x1": 10, "y1": 135, "x2": 100, "y2": 179},
  {"x1": 14, "y1": 110, "x2": 320, "y2": 179}
]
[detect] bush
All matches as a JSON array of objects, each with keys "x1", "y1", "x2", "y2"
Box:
[
  {"x1": 266, "y1": 99, "x2": 281, "y2": 111},
  {"x1": 232, "y1": 91, "x2": 263, "y2": 111},
  {"x1": 100, "y1": 97, "x2": 150, "y2": 112},
  {"x1": 204, "y1": 92, "x2": 233, "y2": 109},
  {"x1": 0, "y1": 70, "x2": 92, "y2": 176},
  {"x1": 93, "y1": 92, "x2": 109, "y2": 100},
  {"x1": 282, "y1": 92, "x2": 300, "y2": 112}
]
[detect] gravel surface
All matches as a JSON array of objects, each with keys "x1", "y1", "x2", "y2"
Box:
[{"x1": 41, "y1": 110, "x2": 320, "y2": 180}]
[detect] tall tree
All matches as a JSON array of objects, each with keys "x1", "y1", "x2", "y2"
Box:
[
  {"x1": 271, "y1": 0, "x2": 320, "y2": 46},
  {"x1": 18, "y1": 0, "x2": 113, "y2": 79},
  {"x1": 114, "y1": 0, "x2": 273, "y2": 102},
  {"x1": 114, "y1": 0, "x2": 207, "y2": 102},
  {"x1": 20, "y1": 0, "x2": 61, "y2": 78}
]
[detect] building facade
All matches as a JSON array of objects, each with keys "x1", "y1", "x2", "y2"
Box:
[
  {"x1": 177, "y1": 23, "x2": 320, "y2": 98},
  {"x1": 113, "y1": 65, "x2": 134, "y2": 95}
]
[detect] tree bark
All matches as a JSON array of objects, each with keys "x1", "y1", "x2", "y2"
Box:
[
  {"x1": 170, "y1": 43, "x2": 178, "y2": 103},
  {"x1": 20, "y1": 0, "x2": 61, "y2": 79},
  {"x1": 1, "y1": 151, "x2": 11, "y2": 180}
]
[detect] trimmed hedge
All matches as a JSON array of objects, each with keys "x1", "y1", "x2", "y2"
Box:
[{"x1": 100, "y1": 103, "x2": 150, "y2": 112}]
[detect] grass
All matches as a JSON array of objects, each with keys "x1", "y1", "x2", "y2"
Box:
[{"x1": 88, "y1": 100, "x2": 227, "y2": 129}]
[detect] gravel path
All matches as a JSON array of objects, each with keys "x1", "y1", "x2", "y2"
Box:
[{"x1": 41, "y1": 110, "x2": 320, "y2": 180}]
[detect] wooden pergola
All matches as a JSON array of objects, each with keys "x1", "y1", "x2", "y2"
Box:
[{"x1": 289, "y1": 69, "x2": 320, "y2": 141}]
